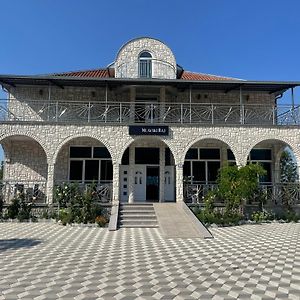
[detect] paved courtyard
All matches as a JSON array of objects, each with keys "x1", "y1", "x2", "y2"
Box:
[{"x1": 0, "y1": 222, "x2": 300, "y2": 300}]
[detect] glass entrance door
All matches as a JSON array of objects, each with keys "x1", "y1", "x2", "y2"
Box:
[{"x1": 146, "y1": 166, "x2": 159, "y2": 201}]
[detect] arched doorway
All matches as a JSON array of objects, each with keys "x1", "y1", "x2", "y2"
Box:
[
  {"x1": 183, "y1": 138, "x2": 236, "y2": 203},
  {"x1": 120, "y1": 137, "x2": 175, "y2": 202}
]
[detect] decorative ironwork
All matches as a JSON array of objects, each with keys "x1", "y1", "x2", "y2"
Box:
[
  {"x1": 54, "y1": 181, "x2": 112, "y2": 204},
  {"x1": 1, "y1": 99, "x2": 300, "y2": 126},
  {"x1": 183, "y1": 182, "x2": 300, "y2": 206},
  {"x1": 0, "y1": 180, "x2": 47, "y2": 204}
]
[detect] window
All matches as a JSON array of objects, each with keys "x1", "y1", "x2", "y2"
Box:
[
  {"x1": 139, "y1": 51, "x2": 152, "y2": 78},
  {"x1": 248, "y1": 149, "x2": 272, "y2": 183},
  {"x1": 135, "y1": 148, "x2": 159, "y2": 164},
  {"x1": 184, "y1": 148, "x2": 221, "y2": 184},
  {"x1": 69, "y1": 146, "x2": 112, "y2": 183}
]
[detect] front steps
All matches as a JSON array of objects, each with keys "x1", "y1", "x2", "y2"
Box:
[{"x1": 118, "y1": 203, "x2": 159, "y2": 228}]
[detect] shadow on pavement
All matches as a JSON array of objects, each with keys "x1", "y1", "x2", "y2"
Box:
[{"x1": 0, "y1": 239, "x2": 42, "y2": 252}]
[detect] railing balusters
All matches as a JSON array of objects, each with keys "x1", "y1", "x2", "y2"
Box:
[
  {"x1": 180, "y1": 103, "x2": 183, "y2": 124},
  {"x1": 119, "y1": 102, "x2": 122, "y2": 123}
]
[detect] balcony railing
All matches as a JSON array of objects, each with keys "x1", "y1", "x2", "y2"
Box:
[
  {"x1": 53, "y1": 181, "x2": 113, "y2": 206},
  {"x1": 1, "y1": 99, "x2": 300, "y2": 126},
  {"x1": 184, "y1": 183, "x2": 300, "y2": 206},
  {"x1": 0, "y1": 180, "x2": 47, "y2": 204}
]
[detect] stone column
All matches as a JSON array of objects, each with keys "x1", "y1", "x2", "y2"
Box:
[
  {"x1": 112, "y1": 163, "x2": 120, "y2": 205},
  {"x1": 175, "y1": 163, "x2": 184, "y2": 202},
  {"x1": 159, "y1": 146, "x2": 165, "y2": 202},
  {"x1": 46, "y1": 163, "x2": 55, "y2": 204},
  {"x1": 128, "y1": 145, "x2": 135, "y2": 203}
]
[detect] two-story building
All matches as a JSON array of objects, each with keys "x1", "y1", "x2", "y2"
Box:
[{"x1": 0, "y1": 37, "x2": 300, "y2": 212}]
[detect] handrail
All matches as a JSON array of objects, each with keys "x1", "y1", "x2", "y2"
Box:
[{"x1": 0, "y1": 99, "x2": 299, "y2": 126}]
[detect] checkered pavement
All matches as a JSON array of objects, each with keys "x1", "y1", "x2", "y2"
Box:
[{"x1": 0, "y1": 222, "x2": 300, "y2": 299}]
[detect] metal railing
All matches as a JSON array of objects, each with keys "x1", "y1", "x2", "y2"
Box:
[
  {"x1": 183, "y1": 182, "x2": 300, "y2": 205},
  {"x1": 1, "y1": 99, "x2": 300, "y2": 126},
  {"x1": 0, "y1": 180, "x2": 47, "y2": 204},
  {"x1": 53, "y1": 181, "x2": 113, "y2": 205}
]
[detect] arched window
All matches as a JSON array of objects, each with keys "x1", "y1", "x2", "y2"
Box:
[{"x1": 139, "y1": 51, "x2": 152, "y2": 78}]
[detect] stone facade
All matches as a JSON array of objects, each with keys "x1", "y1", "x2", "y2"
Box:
[
  {"x1": 1, "y1": 122, "x2": 300, "y2": 203},
  {"x1": 115, "y1": 37, "x2": 177, "y2": 79}
]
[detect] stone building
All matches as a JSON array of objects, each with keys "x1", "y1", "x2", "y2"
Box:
[{"x1": 0, "y1": 37, "x2": 300, "y2": 211}]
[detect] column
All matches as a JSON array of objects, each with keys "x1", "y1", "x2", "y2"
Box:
[
  {"x1": 176, "y1": 163, "x2": 184, "y2": 202},
  {"x1": 159, "y1": 146, "x2": 165, "y2": 202},
  {"x1": 46, "y1": 163, "x2": 55, "y2": 204},
  {"x1": 160, "y1": 86, "x2": 166, "y2": 122},
  {"x1": 112, "y1": 163, "x2": 120, "y2": 205},
  {"x1": 128, "y1": 145, "x2": 135, "y2": 203}
]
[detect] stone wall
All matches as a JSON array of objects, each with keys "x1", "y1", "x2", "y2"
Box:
[
  {"x1": 1, "y1": 122, "x2": 300, "y2": 203},
  {"x1": 115, "y1": 37, "x2": 177, "y2": 79}
]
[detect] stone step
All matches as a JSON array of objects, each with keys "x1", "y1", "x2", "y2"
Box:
[
  {"x1": 119, "y1": 220, "x2": 158, "y2": 226},
  {"x1": 120, "y1": 224, "x2": 159, "y2": 228},
  {"x1": 119, "y1": 214, "x2": 157, "y2": 219}
]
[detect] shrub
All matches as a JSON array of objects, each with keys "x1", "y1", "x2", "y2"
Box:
[
  {"x1": 95, "y1": 215, "x2": 108, "y2": 227},
  {"x1": 6, "y1": 192, "x2": 34, "y2": 221},
  {"x1": 251, "y1": 211, "x2": 272, "y2": 223}
]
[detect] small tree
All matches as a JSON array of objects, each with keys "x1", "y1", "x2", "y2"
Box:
[
  {"x1": 217, "y1": 164, "x2": 266, "y2": 213},
  {"x1": 280, "y1": 150, "x2": 298, "y2": 183}
]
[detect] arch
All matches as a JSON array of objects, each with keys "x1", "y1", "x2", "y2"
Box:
[
  {"x1": 0, "y1": 132, "x2": 50, "y2": 164},
  {"x1": 52, "y1": 134, "x2": 115, "y2": 164},
  {"x1": 244, "y1": 137, "x2": 299, "y2": 167},
  {"x1": 117, "y1": 136, "x2": 176, "y2": 165},
  {"x1": 180, "y1": 135, "x2": 239, "y2": 166}
]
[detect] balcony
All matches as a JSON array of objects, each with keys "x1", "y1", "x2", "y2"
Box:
[{"x1": 1, "y1": 99, "x2": 300, "y2": 126}]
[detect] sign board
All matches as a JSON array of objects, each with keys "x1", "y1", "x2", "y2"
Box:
[{"x1": 129, "y1": 125, "x2": 169, "y2": 136}]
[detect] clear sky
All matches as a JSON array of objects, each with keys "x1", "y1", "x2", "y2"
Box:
[{"x1": 0, "y1": 0, "x2": 299, "y2": 97}]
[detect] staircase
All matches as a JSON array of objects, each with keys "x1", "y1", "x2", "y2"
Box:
[{"x1": 118, "y1": 203, "x2": 159, "y2": 228}]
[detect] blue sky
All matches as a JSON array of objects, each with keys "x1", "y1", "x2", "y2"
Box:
[{"x1": 0, "y1": 0, "x2": 299, "y2": 98}]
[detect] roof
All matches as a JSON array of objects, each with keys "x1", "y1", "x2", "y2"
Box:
[{"x1": 52, "y1": 68, "x2": 238, "y2": 81}]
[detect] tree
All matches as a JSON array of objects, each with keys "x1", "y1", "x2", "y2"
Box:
[
  {"x1": 280, "y1": 150, "x2": 298, "y2": 183},
  {"x1": 217, "y1": 164, "x2": 266, "y2": 212}
]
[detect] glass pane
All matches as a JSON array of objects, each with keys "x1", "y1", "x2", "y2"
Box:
[
  {"x1": 135, "y1": 148, "x2": 159, "y2": 164},
  {"x1": 85, "y1": 160, "x2": 99, "y2": 181},
  {"x1": 69, "y1": 161, "x2": 83, "y2": 180},
  {"x1": 185, "y1": 148, "x2": 198, "y2": 160},
  {"x1": 251, "y1": 149, "x2": 272, "y2": 160},
  {"x1": 101, "y1": 160, "x2": 113, "y2": 181},
  {"x1": 227, "y1": 149, "x2": 235, "y2": 161},
  {"x1": 70, "y1": 147, "x2": 91, "y2": 158},
  {"x1": 192, "y1": 161, "x2": 206, "y2": 183},
  {"x1": 183, "y1": 161, "x2": 191, "y2": 179},
  {"x1": 200, "y1": 148, "x2": 220, "y2": 159},
  {"x1": 122, "y1": 148, "x2": 129, "y2": 165},
  {"x1": 165, "y1": 148, "x2": 171, "y2": 166},
  {"x1": 259, "y1": 162, "x2": 272, "y2": 183},
  {"x1": 93, "y1": 147, "x2": 111, "y2": 158},
  {"x1": 207, "y1": 161, "x2": 220, "y2": 182}
]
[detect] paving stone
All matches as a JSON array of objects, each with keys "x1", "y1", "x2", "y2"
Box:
[{"x1": 1, "y1": 223, "x2": 300, "y2": 299}]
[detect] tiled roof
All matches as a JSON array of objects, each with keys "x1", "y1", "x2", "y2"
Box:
[
  {"x1": 180, "y1": 71, "x2": 238, "y2": 81},
  {"x1": 53, "y1": 68, "x2": 240, "y2": 81},
  {"x1": 54, "y1": 68, "x2": 110, "y2": 78}
]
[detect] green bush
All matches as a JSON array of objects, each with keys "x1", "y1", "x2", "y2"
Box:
[
  {"x1": 251, "y1": 211, "x2": 272, "y2": 223},
  {"x1": 6, "y1": 192, "x2": 34, "y2": 221}
]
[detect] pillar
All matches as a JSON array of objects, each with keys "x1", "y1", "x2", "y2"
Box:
[
  {"x1": 159, "y1": 146, "x2": 165, "y2": 202},
  {"x1": 112, "y1": 162, "x2": 120, "y2": 205},
  {"x1": 176, "y1": 163, "x2": 184, "y2": 202},
  {"x1": 128, "y1": 145, "x2": 135, "y2": 203},
  {"x1": 130, "y1": 86, "x2": 136, "y2": 122},
  {"x1": 46, "y1": 163, "x2": 55, "y2": 204}
]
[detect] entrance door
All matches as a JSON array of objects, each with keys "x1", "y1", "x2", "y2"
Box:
[
  {"x1": 164, "y1": 166, "x2": 175, "y2": 202},
  {"x1": 134, "y1": 165, "x2": 146, "y2": 201},
  {"x1": 146, "y1": 166, "x2": 159, "y2": 201}
]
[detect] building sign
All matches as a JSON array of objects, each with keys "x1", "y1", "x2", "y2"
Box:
[{"x1": 129, "y1": 125, "x2": 169, "y2": 136}]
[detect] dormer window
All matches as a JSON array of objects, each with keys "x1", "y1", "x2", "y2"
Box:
[{"x1": 139, "y1": 51, "x2": 152, "y2": 78}]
